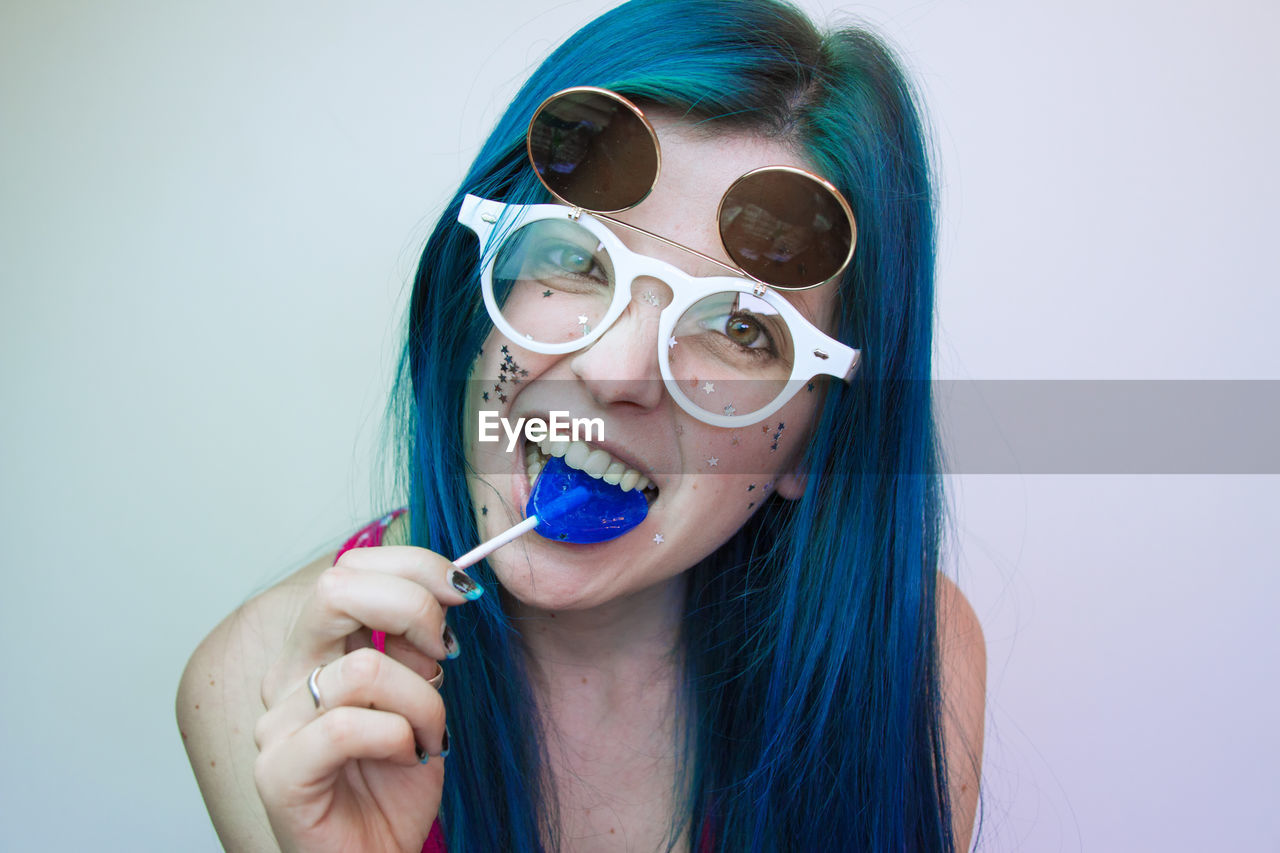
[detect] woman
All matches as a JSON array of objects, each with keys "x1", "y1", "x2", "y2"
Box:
[{"x1": 178, "y1": 0, "x2": 986, "y2": 850}]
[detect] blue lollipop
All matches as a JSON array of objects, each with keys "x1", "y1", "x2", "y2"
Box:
[
  {"x1": 450, "y1": 457, "x2": 649, "y2": 567},
  {"x1": 526, "y1": 456, "x2": 649, "y2": 544}
]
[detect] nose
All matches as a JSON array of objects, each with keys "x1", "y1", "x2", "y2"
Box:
[{"x1": 568, "y1": 278, "x2": 673, "y2": 413}]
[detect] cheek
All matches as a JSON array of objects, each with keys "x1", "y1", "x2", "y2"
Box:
[
  {"x1": 469, "y1": 334, "x2": 539, "y2": 408},
  {"x1": 684, "y1": 387, "x2": 823, "y2": 502},
  {"x1": 463, "y1": 334, "x2": 537, "y2": 524}
]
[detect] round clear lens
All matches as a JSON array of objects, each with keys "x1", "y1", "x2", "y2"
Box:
[
  {"x1": 491, "y1": 219, "x2": 616, "y2": 345},
  {"x1": 718, "y1": 168, "x2": 855, "y2": 289},
  {"x1": 666, "y1": 291, "x2": 796, "y2": 419},
  {"x1": 527, "y1": 88, "x2": 659, "y2": 213}
]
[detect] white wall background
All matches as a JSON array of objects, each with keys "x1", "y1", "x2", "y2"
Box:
[{"x1": 2, "y1": 1, "x2": 1275, "y2": 850}]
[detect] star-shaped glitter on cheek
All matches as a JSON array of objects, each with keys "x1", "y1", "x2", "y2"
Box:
[
  {"x1": 578, "y1": 315, "x2": 589, "y2": 325},
  {"x1": 702, "y1": 381, "x2": 715, "y2": 395},
  {"x1": 501, "y1": 345, "x2": 509, "y2": 355},
  {"x1": 653, "y1": 533, "x2": 664, "y2": 544},
  {"x1": 668, "y1": 336, "x2": 678, "y2": 350},
  {"x1": 807, "y1": 382, "x2": 815, "y2": 392},
  {"x1": 723, "y1": 403, "x2": 736, "y2": 416},
  {"x1": 706, "y1": 456, "x2": 719, "y2": 467},
  {"x1": 543, "y1": 290, "x2": 552, "y2": 298},
  {"x1": 482, "y1": 392, "x2": 490, "y2": 402},
  {"x1": 747, "y1": 483, "x2": 756, "y2": 491},
  {"x1": 641, "y1": 290, "x2": 660, "y2": 307},
  {"x1": 480, "y1": 506, "x2": 488, "y2": 516}
]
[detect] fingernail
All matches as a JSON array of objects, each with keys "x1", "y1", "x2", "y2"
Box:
[
  {"x1": 442, "y1": 624, "x2": 461, "y2": 659},
  {"x1": 440, "y1": 725, "x2": 451, "y2": 759},
  {"x1": 448, "y1": 568, "x2": 485, "y2": 600},
  {"x1": 416, "y1": 741, "x2": 429, "y2": 764}
]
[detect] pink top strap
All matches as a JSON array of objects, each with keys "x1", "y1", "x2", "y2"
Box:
[{"x1": 335, "y1": 510, "x2": 406, "y2": 654}]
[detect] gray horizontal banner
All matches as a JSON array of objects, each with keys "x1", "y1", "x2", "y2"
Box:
[
  {"x1": 462, "y1": 380, "x2": 1280, "y2": 474},
  {"x1": 936, "y1": 380, "x2": 1280, "y2": 474}
]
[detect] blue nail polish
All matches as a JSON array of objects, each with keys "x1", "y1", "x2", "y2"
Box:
[{"x1": 440, "y1": 725, "x2": 451, "y2": 759}]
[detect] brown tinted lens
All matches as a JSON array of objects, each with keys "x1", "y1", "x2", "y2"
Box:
[
  {"x1": 718, "y1": 169, "x2": 855, "y2": 289},
  {"x1": 527, "y1": 89, "x2": 659, "y2": 213}
]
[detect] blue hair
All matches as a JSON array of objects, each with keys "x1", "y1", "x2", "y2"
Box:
[{"x1": 391, "y1": 1, "x2": 954, "y2": 848}]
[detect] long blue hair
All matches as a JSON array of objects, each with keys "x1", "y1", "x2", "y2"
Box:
[{"x1": 391, "y1": 0, "x2": 952, "y2": 848}]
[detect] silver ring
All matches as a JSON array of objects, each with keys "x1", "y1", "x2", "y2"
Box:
[
  {"x1": 307, "y1": 664, "x2": 325, "y2": 710},
  {"x1": 427, "y1": 664, "x2": 444, "y2": 691}
]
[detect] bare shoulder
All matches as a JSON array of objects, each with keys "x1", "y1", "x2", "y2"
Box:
[
  {"x1": 936, "y1": 573, "x2": 986, "y2": 850},
  {"x1": 176, "y1": 551, "x2": 335, "y2": 852}
]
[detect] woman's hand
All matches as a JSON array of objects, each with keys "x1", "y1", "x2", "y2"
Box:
[{"x1": 252, "y1": 545, "x2": 482, "y2": 852}]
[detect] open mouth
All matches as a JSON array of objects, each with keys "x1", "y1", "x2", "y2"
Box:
[{"x1": 524, "y1": 438, "x2": 660, "y2": 506}]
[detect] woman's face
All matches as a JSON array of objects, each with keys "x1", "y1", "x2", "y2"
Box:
[{"x1": 465, "y1": 114, "x2": 840, "y2": 613}]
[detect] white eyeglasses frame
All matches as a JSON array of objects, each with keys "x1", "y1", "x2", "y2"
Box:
[{"x1": 458, "y1": 194, "x2": 860, "y2": 428}]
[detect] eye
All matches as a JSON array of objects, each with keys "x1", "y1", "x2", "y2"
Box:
[
  {"x1": 723, "y1": 313, "x2": 763, "y2": 347},
  {"x1": 704, "y1": 310, "x2": 774, "y2": 352},
  {"x1": 543, "y1": 242, "x2": 596, "y2": 275}
]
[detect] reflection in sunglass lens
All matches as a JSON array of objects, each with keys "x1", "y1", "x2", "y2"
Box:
[
  {"x1": 719, "y1": 169, "x2": 855, "y2": 289},
  {"x1": 527, "y1": 89, "x2": 659, "y2": 213}
]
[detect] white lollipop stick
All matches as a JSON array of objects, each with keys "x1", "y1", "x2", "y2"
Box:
[{"x1": 451, "y1": 486, "x2": 592, "y2": 570}]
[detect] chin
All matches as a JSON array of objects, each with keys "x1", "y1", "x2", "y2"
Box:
[{"x1": 491, "y1": 555, "x2": 611, "y2": 613}]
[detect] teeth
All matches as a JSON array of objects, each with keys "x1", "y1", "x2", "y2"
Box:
[
  {"x1": 564, "y1": 442, "x2": 590, "y2": 470},
  {"x1": 583, "y1": 449, "x2": 611, "y2": 478},
  {"x1": 525, "y1": 439, "x2": 656, "y2": 496}
]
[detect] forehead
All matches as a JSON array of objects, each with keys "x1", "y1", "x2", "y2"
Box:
[{"x1": 611, "y1": 112, "x2": 836, "y2": 324}]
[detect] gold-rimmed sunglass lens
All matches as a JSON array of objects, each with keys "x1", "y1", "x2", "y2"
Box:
[
  {"x1": 526, "y1": 88, "x2": 858, "y2": 290},
  {"x1": 718, "y1": 167, "x2": 857, "y2": 290},
  {"x1": 526, "y1": 87, "x2": 660, "y2": 214}
]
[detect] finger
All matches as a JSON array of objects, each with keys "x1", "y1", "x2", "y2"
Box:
[
  {"x1": 336, "y1": 545, "x2": 485, "y2": 605},
  {"x1": 305, "y1": 566, "x2": 453, "y2": 657},
  {"x1": 255, "y1": 705, "x2": 446, "y2": 811},
  {"x1": 382, "y1": 633, "x2": 449, "y2": 682},
  {"x1": 255, "y1": 649, "x2": 446, "y2": 753},
  {"x1": 263, "y1": 569, "x2": 453, "y2": 706}
]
